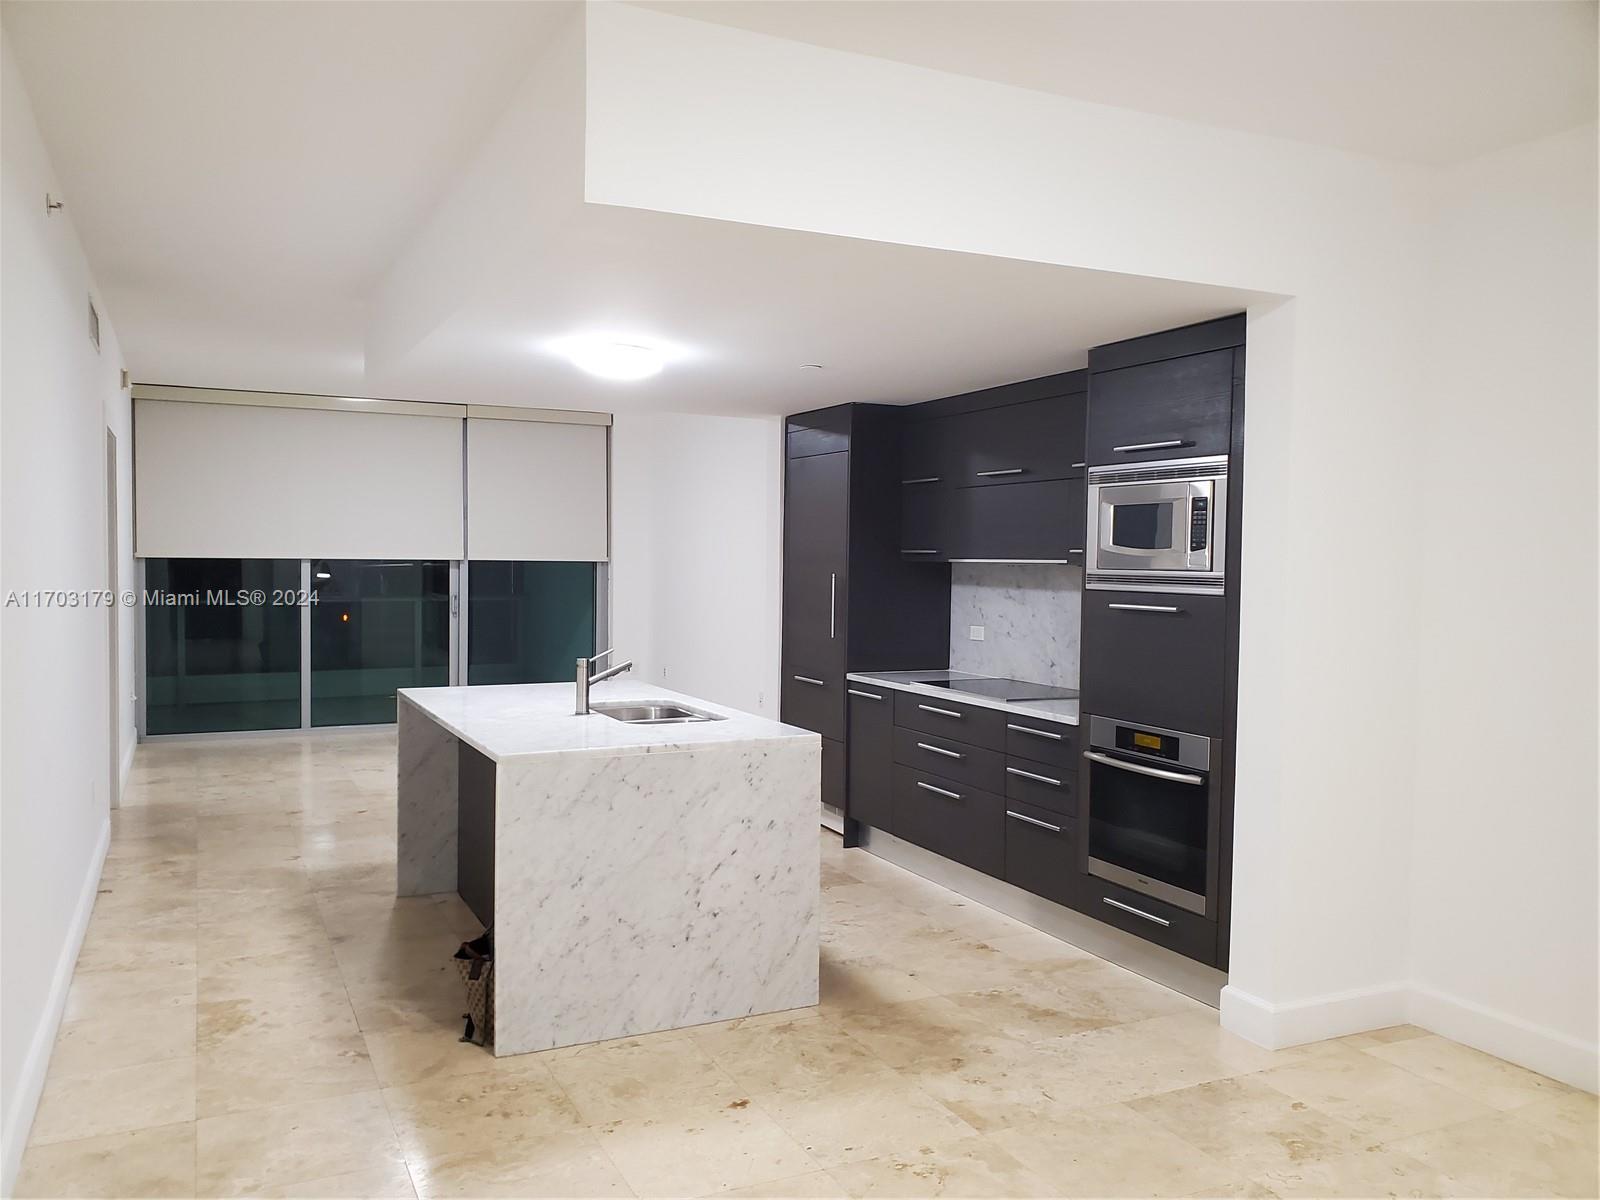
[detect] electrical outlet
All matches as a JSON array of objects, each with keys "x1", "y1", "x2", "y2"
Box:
[
  {"x1": 968, "y1": 625, "x2": 985, "y2": 641},
  {"x1": 661, "y1": 665, "x2": 669, "y2": 679}
]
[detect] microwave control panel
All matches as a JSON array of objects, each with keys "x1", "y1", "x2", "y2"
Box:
[{"x1": 1188, "y1": 495, "x2": 1210, "y2": 551}]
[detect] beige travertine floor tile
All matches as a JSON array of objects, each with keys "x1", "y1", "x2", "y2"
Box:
[
  {"x1": 382, "y1": 1059, "x2": 584, "y2": 1161},
  {"x1": 1123, "y1": 1011, "x2": 1315, "y2": 1075},
  {"x1": 362, "y1": 1025, "x2": 502, "y2": 1087},
  {"x1": 940, "y1": 985, "x2": 1117, "y2": 1042},
  {"x1": 1256, "y1": 1044, "x2": 1496, "y2": 1140},
  {"x1": 63, "y1": 963, "x2": 197, "y2": 1021},
  {"x1": 14, "y1": 1121, "x2": 196, "y2": 1198},
  {"x1": 713, "y1": 1168, "x2": 847, "y2": 1197},
  {"x1": 198, "y1": 1028, "x2": 379, "y2": 1116},
  {"x1": 818, "y1": 952, "x2": 942, "y2": 1011},
  {"x1": 547, "y1": 1031, "x2": 747, "y2": 1123},
  {"x1": 1385, "y1": 1110, "x2": 1599, "y2": 1198},
  {"x1": 696, "y1": 1016, "x2": 900, "y2": 1099},
  {"x1": 406, "y1": 1127, "x2": 630, "y2": 1198},
  {"x1": 1507, "y1": 1088, "x2": 1599, "y2": 1155},
  {"x1": 199, "y1": 943, "x2": 349, "y2": 1007},
  {"x1": 824, "y1": 1133, "x2": 1059, "y2": 1198},
  {"x1": 257, "y1": 1161, "x2": 418, "y2": 1199},
  {"x1": 195, "y1": 1089, "x2": 405, "y2": 1198},
  {"x1": 893, "y1": 1027, "x2": 1082, "y2": 1131},
  {"x1": 1253, "y1": 1144, "x2": 1460, "y2": 1198},
  {"x1": 818, "y1": 995, "x2": 998, "y2": 1070},
  {"x1": 753, "y1": 1076, "x2": 981, "y2": 1169},
  {"x1": 198, "y1": 989, "x2": 361, "y2": 1050},
  {"x1": 1128, "y1": 1075, "x2": 1370, "y2": 1178},
  {"x1": 1333, "y1": 1024, "x2": 1430, "y2": 1050},
  {"x1": 1364, "y1": 1034, "x2": 1578, "y2": 1111},
  {"x1": 990, "y1": 1103, "x2": 1238, "y2": 1198},
  {"x1": 1184, "y1": 1182, "x2": 1279, "y2": 1198},
  {"x1": 594, "y1": 1101, "x2": 822, "y2": 1197},
  {"x1": 30, "y1": 1057, "x2": 196, "y2": 1145},
  {"x1": 49, "y1": 1003, "x2": 196, "y2": 1075}
]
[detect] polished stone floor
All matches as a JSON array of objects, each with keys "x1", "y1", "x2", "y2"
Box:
[{"x1": 16, "y1": 730, "x2": 1597, "y2": 1198}]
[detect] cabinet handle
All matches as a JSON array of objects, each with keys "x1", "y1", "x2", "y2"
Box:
[
  {"x1": 1102, "y1": 897, "x2": 1171, "y2": 926},
  {"x1": 847, "y1": 689, "x2": 883, "y2": 701},
  {"x1": 1107, "y1": 603, "x2": 1181, "y2": 614},
  {"x1": 1068, "y1": 549, "x2": 1084, "y2": 555},
  {"x1": 1083, "y1": 750, "x2": 1205, "y2": 786},
  {"x1": 1071, "y1": 461, "x2": 1087, "y2": 469},
  {"x1": 792, "y1": 675, "x2": 826, "y2": 687},
  {"x1": 1006, "y1": 766, "x2": 1062, "y2": 787},
  {"x1": 1007, "y1": 723, "x2": 1063, "y2": 741},
  {"x1": 916, "y1": 741, "x2": 964, "y2": 760},
  {"x1": 917, "y1": 704, "x2": 963, "y2": 719},
  {"x1": 901, "y1": 476, "x2": 941, "y2": 485},
  {"x1": 1113, "y1": 439, "x2": 1190, "y2": 454},
  {"x1": 915, "y1": 780, "x2": 962, "y2": 800},
  {"x1": 975, "y1": 468, "x2": 1024, "y2": 477},
  {"x1": 1006, "y1": 810, "x2": 1062, "y2": 833},
  {"x1": 903, "y1": 549, "x2": 941, "y2": 555},
  {"x1": 829, "y1": 573, "x2": 836, "y2": 639}
]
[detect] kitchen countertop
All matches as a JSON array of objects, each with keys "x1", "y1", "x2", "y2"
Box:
[
  {"x1": 397, "y1": 681, "x2": 816, "y2": 762},
  {"x1": 845, "y1": 669, "x2": 1080, "y2": 727}
]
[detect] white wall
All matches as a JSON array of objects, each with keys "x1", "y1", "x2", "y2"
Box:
[
  {"x1": 1, "y1": 36, "x2": 134, "y2": 1189},
  {"x1": 1407, "y1": 124, "x2": 1598, "y2": 1086},
  {"x1": 582, "y1": 4, "x2": 1597, "y2": 1086},
  {"x1": 611, "y1": 411, "x2": 783, "y2": 718}
]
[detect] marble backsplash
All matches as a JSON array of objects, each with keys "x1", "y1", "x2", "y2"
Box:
[{"x1": 948, "y1": 562, "x2": 1082, "y2": 688}]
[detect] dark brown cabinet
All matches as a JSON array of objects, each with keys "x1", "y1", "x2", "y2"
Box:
[
  {"x1": 1003, "y1": 803, "x2": 1080, "y2": 908},
  {"x1": 950, "y1": 477, "x2": 1085, "y2": 562},
  {"x1": 950, "y1": 397, "x2": 1086, "y2": 488},
  {"x1": 846, "y1": 686, "x2": 893, "y2": 831},
  {"x1": 781, "y1": 406, "x2": 950, "y2": 818},
  {"x1": 891, "y1": 764, "x2": 1005, "y2": 877},
  {"x1": 1086, "y1": 317, "x2": 1243, "y2": 466},
  {"x1": 1080, "y1": 590, "x2": 1228, "y2": 735}
]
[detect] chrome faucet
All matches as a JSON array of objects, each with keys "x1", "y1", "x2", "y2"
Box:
[{"x1": 575, "y1": 648, "x2": 633, "y2": 715}]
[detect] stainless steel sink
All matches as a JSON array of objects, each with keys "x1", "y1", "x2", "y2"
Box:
[{"x1": 590, "y1": 701, "x2": 726, "y2": 725}]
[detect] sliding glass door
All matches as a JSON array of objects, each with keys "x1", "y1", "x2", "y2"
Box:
[
  {"x1": 308, "y1": 560, "x2": 451, "y2": 726},
  {"x1": 144, "y1": 558, "x2": 302, "y2": 734},
  {"x1": 467, "y1": 561, "x2": 597, "y2": 685}
]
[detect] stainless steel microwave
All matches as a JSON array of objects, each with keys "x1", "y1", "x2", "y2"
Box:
[{"x1": 1086, "y1": 455, "x2": 1228, "y2": 595}]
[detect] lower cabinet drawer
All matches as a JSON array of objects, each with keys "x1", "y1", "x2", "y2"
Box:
[
  {"x1": 1003, "y1": 756, "x2": 1076, "y2": 817},
  {"x1": 1002, "y1": 717, "x2": 1078, "y2": 770},
  {"x1": 893, "y1": 726, "x2": 1004, "y2": 792},
  {"x1": 1082, "y1": 875, "x2": 1218, "y2": 965},
  {"x1": 891, "y1": 765, "x2": 1004, "y2": 878},
  {"x1": 780, "y1": 667, "x2": 844, "y2": 743},
  {"x1": 1003, "y1": 802, "x2": 1080, "y2": 909}
]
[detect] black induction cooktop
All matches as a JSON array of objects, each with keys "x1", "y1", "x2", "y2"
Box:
[{"x1": 917, "y1": 677, "x2": 1078, "y2": 703}]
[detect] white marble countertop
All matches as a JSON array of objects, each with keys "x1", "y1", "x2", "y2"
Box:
[
  {"x1": 398, "y1": 681, "x2": 816, "y2": 762},
  {"x1": 845, "y1": 669, "x2": 1080, "y2": 727}
]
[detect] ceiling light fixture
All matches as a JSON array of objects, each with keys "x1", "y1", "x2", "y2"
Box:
[{"x1": 549, "y1": 334, "x2": 670, "y2": 382}]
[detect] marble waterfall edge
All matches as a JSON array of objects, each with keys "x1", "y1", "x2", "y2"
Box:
[{"x1": 493, "y1": 737, "x2": 820, "y2": 1055}]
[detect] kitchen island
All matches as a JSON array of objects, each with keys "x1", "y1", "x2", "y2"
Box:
[{"x1": 396, "y1": 681, "x2": 820, "y2": 1056}]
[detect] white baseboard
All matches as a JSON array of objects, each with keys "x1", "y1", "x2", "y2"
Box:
[
  {"x1": 2, "y1": 815, "x2": 111, "y2": 1195},
  {"x1": 1409, "y1": 984, "x2": 1598, "y2": 1094},
  {"x1": 1221, "y1": 981, "x2": 1410, "y2": 1050}
]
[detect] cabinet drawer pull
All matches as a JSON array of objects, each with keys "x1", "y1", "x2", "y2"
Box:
[
  {"x1": 792, "y1": 675, "x2": 826, "y2": 687},
  {"x1": 1071, "y1": 461, "x2": 1087, "y2": 469},
  {"x1": 903, "y1": 549, "x2": 941, "y2": 555},
  {"x1": 915, "y1": 780, "x2": 962, "y2": 800},
  {"x1": 1107, "y1": 603, "x2": 1181, "y2": 614},
  {"x1": 1006, "y1": 766, "x2": 1061, "y2": 787},
  {"x1": 1102, "y1": 896, "x2": 1171, "y2": 927},
  {"x1": 917, "y1": 704, "x2": 963, "y2": 719},
  {"x1": 975, "y1": 468, "x2": 1024, "y2": 477},
  {"x1": 916, "y1": 742, "x2": 964, "y2": 760},
  {"x1": 1007, "y1": 723, "x2": 1063, "y2": 741},
  {"x1": 1113, "y1": 439, "x2": 1190, "y2": 454},
  {"x1": 1005, "y1": 810, "x2": 1062, "y2": 833},
  {"x1": 847, "y1": 689, "x2": 883, "y2": 701},
  {"x1": 1067, "y1": 549, "x2": 1084, "y2": 555},
  {"x1": 901, "y1": 476, "x2": 941, "y2": 485}
]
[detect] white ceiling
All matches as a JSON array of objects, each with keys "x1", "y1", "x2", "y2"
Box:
[
  {"x1": 642, "y1": 0, "x2": 1599, "y2": 167},
  {"x1": 2, "y1": 1, "x2": 1589, "y2": 414}
]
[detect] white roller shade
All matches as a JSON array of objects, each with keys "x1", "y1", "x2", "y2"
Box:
[
  {"x1": 134, "y1": 398, "x2": 464, "y2": 559},
  {"x1": 466, "y1": 417, "x2": 608, "y2": 561}
]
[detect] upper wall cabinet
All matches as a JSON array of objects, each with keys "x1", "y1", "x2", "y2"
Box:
[
  {"x1": 1086, "y1": 316, "x2": 1245, "y2": 465},
  {"x1": 898, "y1": 373, "x2": 1087, "y2": 562}
]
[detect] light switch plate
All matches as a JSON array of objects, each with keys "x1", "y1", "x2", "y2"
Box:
[{"x1": 968, "y1": 625, "x2": 985, "y2": 641}]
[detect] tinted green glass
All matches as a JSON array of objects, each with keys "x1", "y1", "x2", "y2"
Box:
[
  {"x1": 144, "y1": 558, "x2": 302, "y2": 734},
  {"x1": 310, "y1": 560, "x2": 449, "y2": 726},
  {"x1": 467, "y1": 561, "x2": 596, "y2": 685}
]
